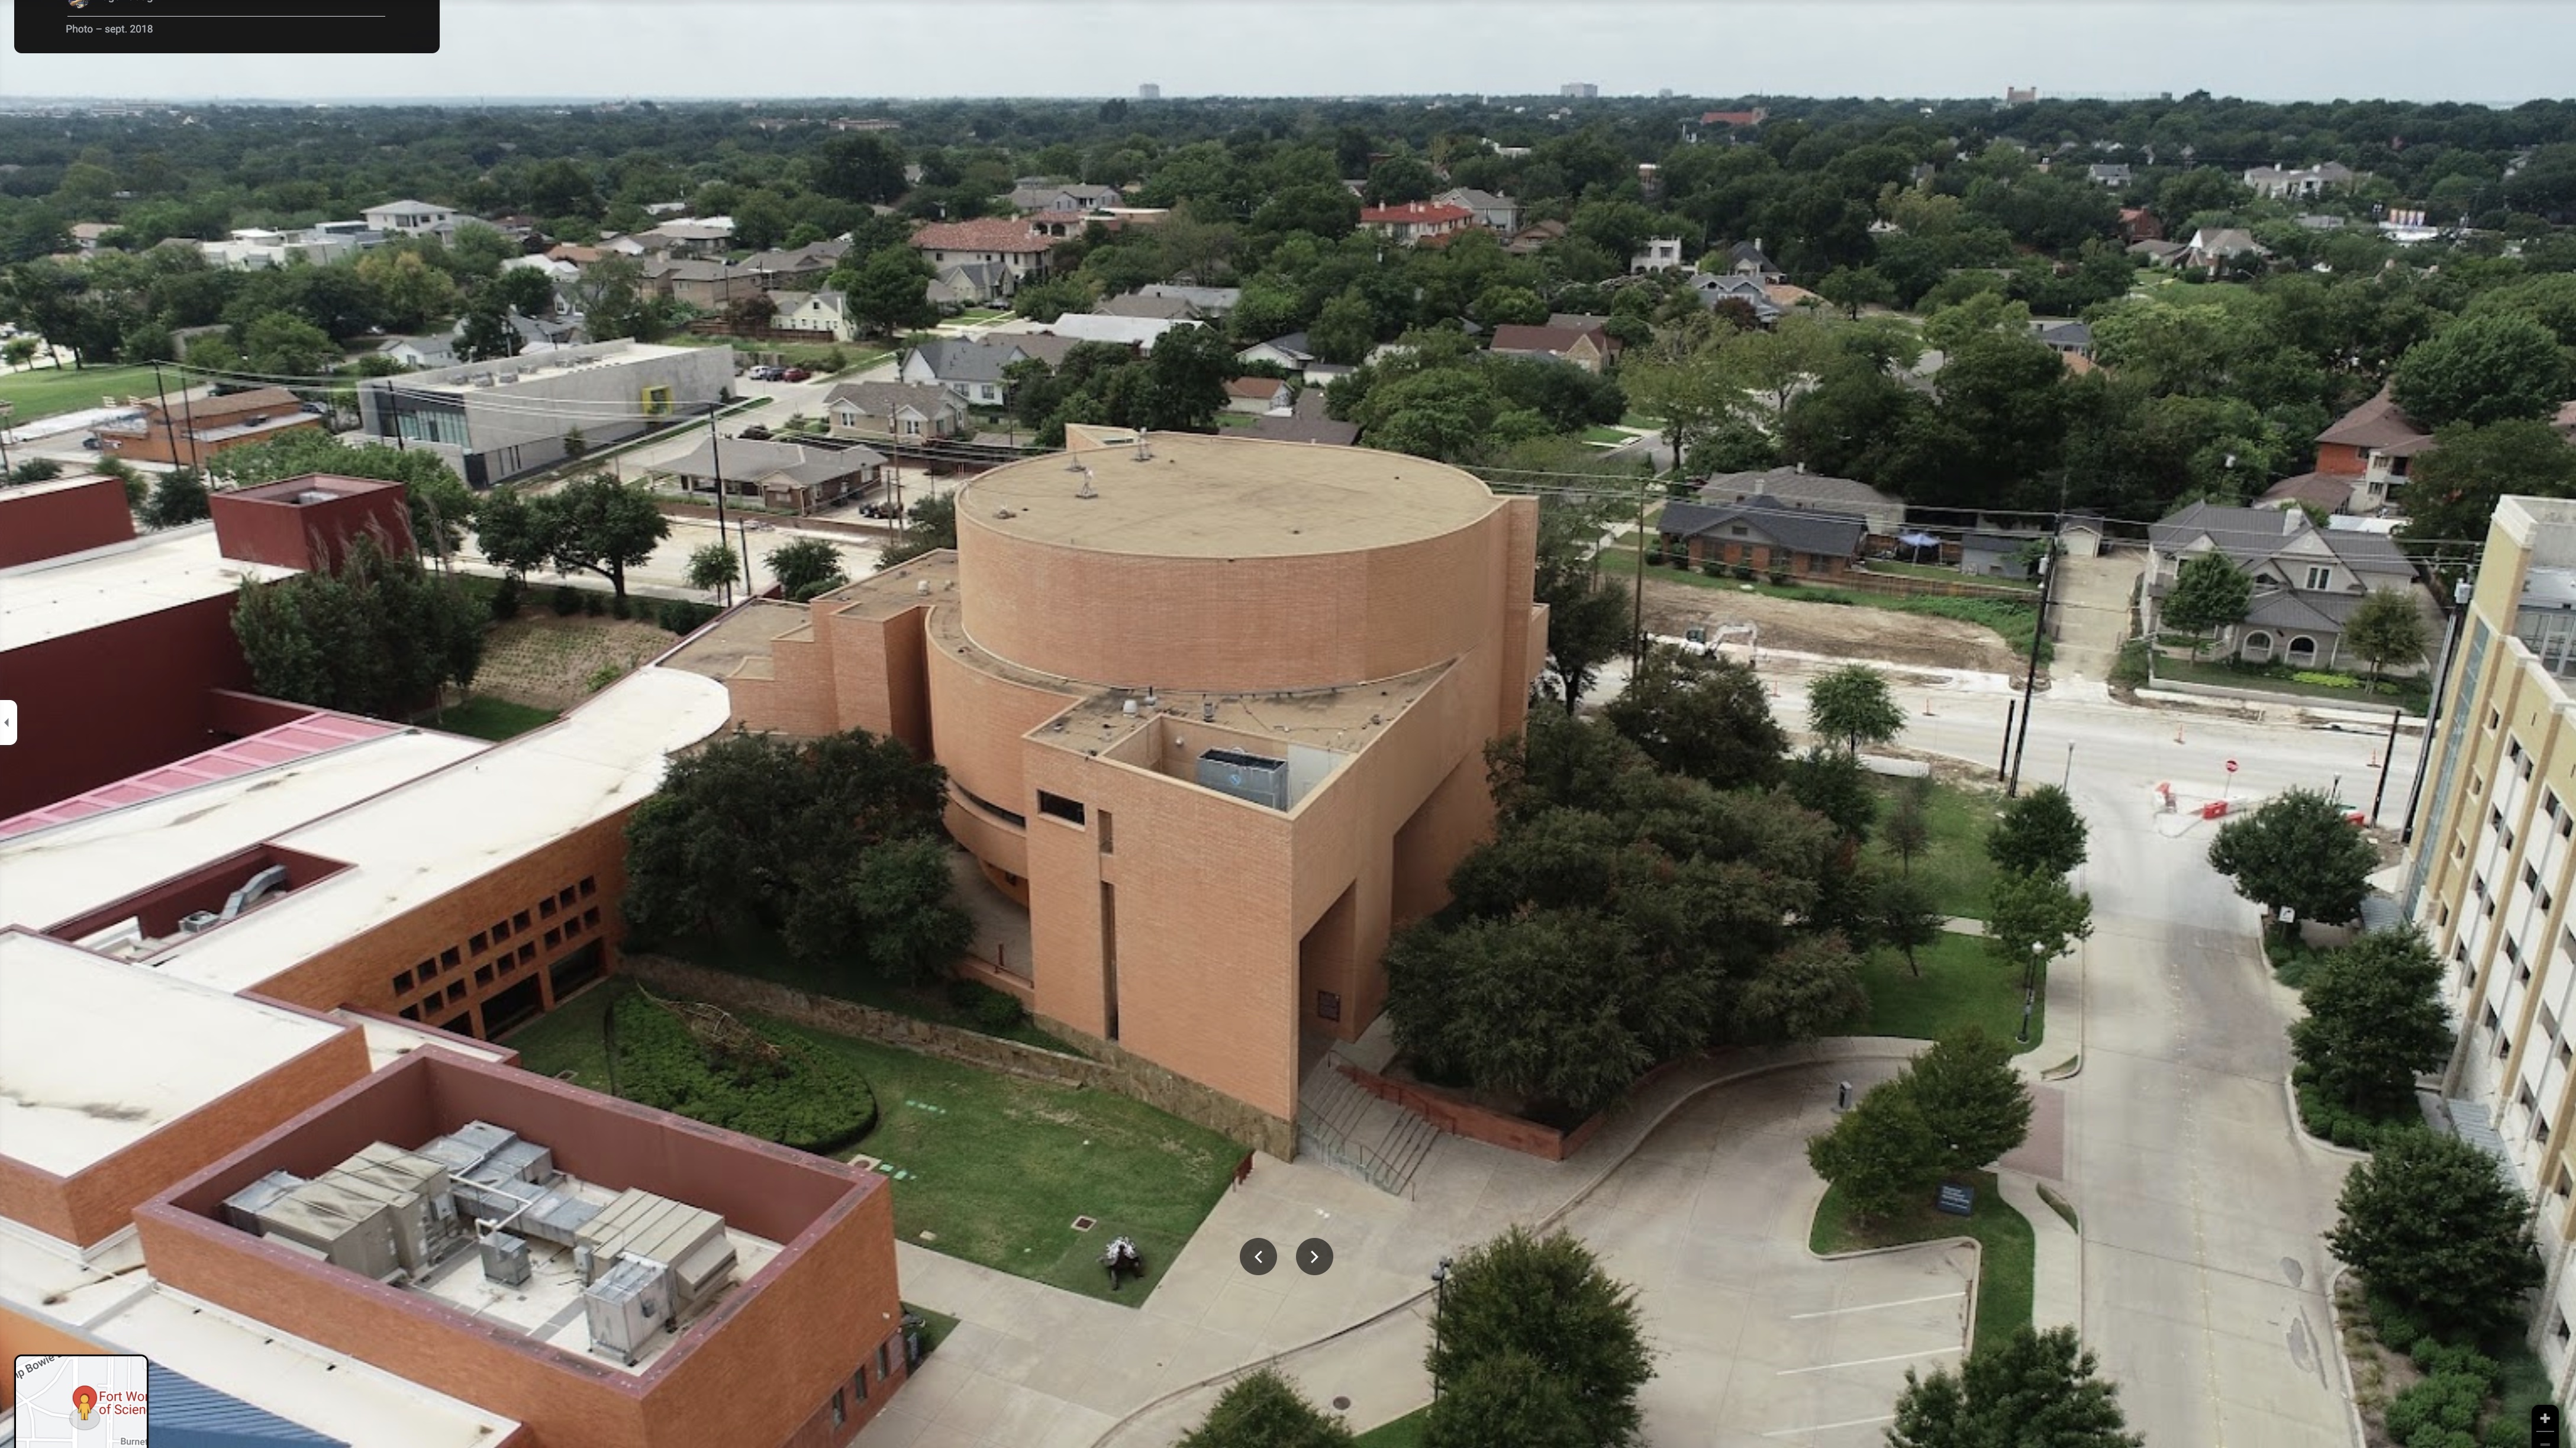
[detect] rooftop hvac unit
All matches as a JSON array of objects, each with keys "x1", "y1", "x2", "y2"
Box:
[
  {"x1": 1197, "y1": 749, "x2": 1291, "y2": 811},
  {"x1": 178, "y1": 911, "x2": 222, "y2": 934},
  {"x1": 481, "y1": 1231, "x2": 531, "y2": 1287},
  {"x1": 222, "y1": 1170, "x2": 307, "y2": 1233},
  {"x1": 583, "y1": 1254, "x2": 679, "y2": 1366}
]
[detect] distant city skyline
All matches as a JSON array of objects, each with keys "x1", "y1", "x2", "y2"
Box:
[{"x1": 5, "y1": 1, "x2": 2572, "y2": 108}]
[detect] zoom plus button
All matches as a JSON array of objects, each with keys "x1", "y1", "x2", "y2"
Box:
[
  {"x1": 1240, "y1": 1238, "x2": 1278, "y2": 1275},
  {"x1": 1297, "y1": 1238, "x2": 1334, "y2": 1275}
]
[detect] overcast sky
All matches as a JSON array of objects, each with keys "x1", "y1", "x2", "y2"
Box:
[{"x1": 8, "y1": 1, "x2": 2573, "y2": 107}]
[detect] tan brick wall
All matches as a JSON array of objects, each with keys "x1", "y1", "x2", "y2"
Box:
[{"x1": 250, "y1": 812, "x2": 634, "y2": 1040}]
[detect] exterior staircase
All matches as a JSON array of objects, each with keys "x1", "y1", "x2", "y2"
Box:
[{"x1": 1294, "y1": 1053, "x2": 1442, "y2": 1198}]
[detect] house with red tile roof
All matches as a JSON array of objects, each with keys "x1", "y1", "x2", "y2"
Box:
[
  {"x1": 907, "y1": 217, "x2": 1059, "y2": 301},
  {"x1": 1359, "y1": 202, "x2": 1472, "y2": 246}
]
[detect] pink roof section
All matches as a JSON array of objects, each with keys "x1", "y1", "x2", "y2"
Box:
[{"x1": 0, "y1": 712, "x2": 400, "y2": 840}]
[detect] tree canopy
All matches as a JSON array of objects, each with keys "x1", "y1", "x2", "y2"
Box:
[
  {"x1": 1987, "y1": 785, "x2": 2089, "y2": 879},
  {"x1": 230, "y1": 530, "x2": 485, "y2": 720},
  {"x1": 1890, "y1": 1326, "x2": 2142, "y2": 1448},
  {"x1": 2160, "y1": 552, "x2": 2253, "y2": 661},
  {"x1": 1423, "y1": 1227, "x2": 1651, "y2": 1448},
  {"x1": 1602, "y1": 644, "x2": 1788, "y2": 791},
  {"x1": 1176, "y1": 1370, "x2": 1353, "y2": 1448},
  {"x1": 1807, "y1": 665, "x2": 1906, "y2": 754},
  {"x1": 2207, "y1": 788, "x2": 2379, "y2": 934},
  {"x1": 2328, "y1": 1130, "x2": 2543, "y2": 1340},
  {"x1": 476, "y1": 473, "x2": 670, "y2": 601},
  {"x1": 2290, "y1": 929, "x2": 2455, "y2": 1121}
]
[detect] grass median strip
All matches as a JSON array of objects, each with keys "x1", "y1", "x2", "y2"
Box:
[{"x1": 1811, "y1": 1168, "x2": 2034, "y2": 1350}]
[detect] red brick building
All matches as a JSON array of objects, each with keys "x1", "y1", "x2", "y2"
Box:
[{"x1": 96, "y1": 386, "x2": 324, "y2": 466}]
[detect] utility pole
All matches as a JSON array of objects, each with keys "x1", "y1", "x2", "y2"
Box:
[
  {"x1": 149, "y1": 362, "x2": 182, "y2": 467},
  {"x1": 1632, "y1": 472, "x2": 1649, "y2": 669},
  {"x1": 2368, "y1": 708, "x2": 2403, "y2": 824},
  {"x1": 2401, "y1": 574, "x2": 2476, "y2": 844},
  {"x1": 1997, "y1": 698, "x2": 2016, "y2": 782},
  {"x1": 706, "y1": 401, "x2": 754, "y2": 597},
  {"x1": 2006, "y1": 547, "x2": 2056, "y2": 796}
]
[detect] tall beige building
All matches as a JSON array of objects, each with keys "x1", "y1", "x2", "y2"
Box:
[
  {"x1": 2405, "y1": 495, "x2": 2576, "y2": 1399},
  {"x1": 682, "y1": 426, "x2": 1546, "y2": 1152}
]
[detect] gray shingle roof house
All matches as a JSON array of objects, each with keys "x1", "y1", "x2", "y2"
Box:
[
  {"x1": 1097, "y1": 292, "x2": 1197, "y2": 321},
  {"x1": 1694, "y1": 467, "x2": 1904, "y2": 537},
  {"x1": 656, "y1": 436, "x2": 885, "y2": 512},
  {"x1": 1137, "y1": 284, "x2": 1243, "y2": 318},
  {"x1": 1238, "y1": 332, "x2": 1317, "y2": 369},
  {"x1": 1688, "y1": 272, "x2": 1785, "y2": 324},
  {"x1": 899, "y1": 337, "x2": 1035, "y2": 407},
  {"x1": 1658, "y1": 495, "x2": 1867, "y2": 576},
  {"x1": 1249, "y1": 391, "x2": 1361, "y2": 446},
  {"x1": 2145, "y1": 501, "x2": 2430, "y2": 671}
]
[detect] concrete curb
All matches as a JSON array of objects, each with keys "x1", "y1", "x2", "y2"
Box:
[
  {"x1": 2279, "y1": 1073, "x2": 2374, "y2": 1162},
  {"x1": 1084, "y1": 1037, "x2": 1927, "y2": 1447},
  {"x1": 2323, "y1": 1263, "x2": 2373, "y2": 1448},
  {"x1": 1802, "y1": 1169, "x2": 1987, "y2": 1352}
]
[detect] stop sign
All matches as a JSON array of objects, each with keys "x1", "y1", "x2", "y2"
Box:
[{"x1": 2225, "y1": 759, "x2": 2239, "y2": 774}]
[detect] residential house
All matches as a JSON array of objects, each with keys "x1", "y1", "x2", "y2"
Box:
[
  {"x1": 1435, "y1": 188, "x2": 1523, "y2": 231},
  {"x1": 1361, "y1": 202, "x2": 1474, "y2": 246},
  {"x1": 1098, "y1": 292, "x2": 1198, "y2": 321},
  {"x1": 1630, "y1": 237, "x2": 1685, "y2": 273},
  {"x1": 772, "y1": 289, "x2": 858, "y2": 343},
  {"x1": 742, "y1": 240, "x2": 849, "y2": 291},
  {"x1": 2145, "y1": 501, "x2": 2429, "y2": 670},
  {"x1": 628, "y1": 220, "x2": 733, "y2": 259},
  {"x1": 1720, "y1": 241, "x2": 1786, "y2": 282},
  {"x1": 2296, "y1": 213, "x2": 2349, "y2": 231},
  {"x1": 901, "y1": 338, "x2": 1034, "y2": 408},
  {"x1": 372, "y1": 334, "x2": 455, "y2": 370},
  {"x1": 1656, "y1": 495, "x2": 1865, "y2": 578},
  {"x1": 1237, "y1": 332, "x2": 1318, "y2": 371},
  {"x1": 2087, "y1": 163, "x2": 2133, "y2": 188},
  {"x1": 1002, "y1": 332, "x2": 1086, "y2": 369},
  {"x1": 1700, "y1": 108, "x2": 1768, "y2": 129},
  {"x1": 1224, "y1": 377, "x2": 1294, "y2": 415},
  {"x1": 1487, "y1": 323, "x2": 1616, "y2": 374},
  {"x1": 926, "y1": 260, "x2": 1013, "y2": 308},
  {"x1": 655, "y1": 436, "x2": 885, "y2": 514},
  {"x1": 2032, "y1": 320, "x2": 2093, "y2": 357},
  {"x1": 361, "y1": 199, "x2": 457, "y2": 234},
  {"x1": 1008, "y1": 181, "x2": 1123, "y2": 216},
  {"x1": 1689, "y1": 272, "x2": 1786, "y2": 324},
  {"x1": 1959, "y1": 531, "x2": 2033, "y2": 578},
  {"x1": 2184, "y1": 227, "x2": 2266, "y2": 271},
  {"x1": 199, "y1": 224, "x2": 381, "y2": 270},
  {"x1": 1248, "y1": 390, "x2": 1360, "y2": 447},
  {"x1": 1501, "y1": 220, "x2": 1568, "y2": 256},
  {"x1": 1694, "y1": 466, "x2": 1904, "y2": 538},
  {"x1": 508, "y1": 312, "x2": 582, "y2": 354},
  {"x1": 2128, "y1": 238, "x2": 2191, "y2": 267},
  {"x1": 69, "y1": 221, "x2": 114, "y2": 254},
  {"x1": 2058, "y1": 514, "x2": 2108, "y2": 559},
  {"x1": 824, "y1": 380, "x2": 969, "y2": 442},
  {"x1": 644, "y1": 256, "x2": 761, "y2": 309},
  {"x1": 2242, "y1": 162, "x2": 2357, "y2": 199},
  {"x1": 2256, "y1": 385, "x2": 2439, "y2": 516},
  {"x1": 1039, "y1": 314, "x2": 1202, "y2": 351},
  {"x1": 546, "y1": 242, "x2": 606, "y2": 268},
  {"x1": 1137, "y1": 284, "x2": 1243, "y2": 319},
  {"x1": 2119, "y1": 207, "x2": 2165, "y2": 243},
  {"x1": 909, "y1": 217, "x2": 1058, "y2": 299}
]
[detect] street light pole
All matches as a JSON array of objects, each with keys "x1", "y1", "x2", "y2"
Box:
[
  {"x1": 2019, "y1": 941, "x2": 2043, "y2": 1044},
  {"x1": 1429, "y1": 1256, "x2": 1452, "y2": 1401},
  {"x1": 2006, "y1": 550, "x2": 2055, "y2": 797}
]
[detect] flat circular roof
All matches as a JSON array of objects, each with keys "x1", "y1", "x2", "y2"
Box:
[{"x1": 959, "y1": 431, "x2": 1497, "y2": 558}]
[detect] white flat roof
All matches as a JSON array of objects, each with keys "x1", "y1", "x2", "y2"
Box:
[
  {"x1": 0, "y1": 933, "x2": 347, "y2": 1176},
  {"x1": 0, "y1": 729, "x2": 486, "y2": 931},
  {"x1": 0, "y1": 524, "x2": 297, "y2": 653},
  {"x1": 0, "y1": 473, "x2": 116, "y2": 502},
  {"x1": 156, "y1": 666, "x2": 732, "y2": 995},
  {"x1": 0, "y1": 1226, "x2": 521, "y2": 1448},
  {"x1": 332, "y1": 1009, "x2": 512, "y2": 1073}
]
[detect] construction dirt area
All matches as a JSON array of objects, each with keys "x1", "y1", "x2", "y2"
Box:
[
  {"x1": 1636, "y1": 574, "x2": 2026, "y2": 676},
  {"x1": 474, "y1": 612, "x2": 679, "y2": 711}
]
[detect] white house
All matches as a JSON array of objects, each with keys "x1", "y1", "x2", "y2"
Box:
[
  {"x1": 1630, "y1": 237, "x2": 1686, "y2": 273},
  {"x1": 823, "y1": 381, "x2": 969, "y2": 441},
  {"x1": 1039, "y1": 314, "x2": 1204, "y2": 352},
  {"x1": 772, "y1": 289, "x2": 859, "y2": 344},
  {"x1": 1223, "y1": 377, "x2": 1294, "y2": 415},
  {"x1": 362, "y1": 199, "x2": 458, "y2": 234}
]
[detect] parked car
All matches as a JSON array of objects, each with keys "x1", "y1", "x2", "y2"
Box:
[
  {"x1": 780, "y1": 367, "x2": 812, "y2": 383},
  {"x1": 745, "y1": 366, "x2": 778, "y2": 380},
  {"x1": 739, "y1": 425, "x2": 772, "y2": 441}
]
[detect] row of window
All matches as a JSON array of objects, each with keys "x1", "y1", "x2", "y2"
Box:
[
  {"x1": 388, "y1": 879, "x2": 598, "y2": 1002},
  {"x1": 824, "y1": 1340, "x2": 901, "y2": 1430}
]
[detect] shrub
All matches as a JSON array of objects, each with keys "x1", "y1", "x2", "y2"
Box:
[
  {"x1": 944, "y1": 978, "x2": 1027, "y2": 1035},
  {"x1": 1699, "y1": 558, "x2": 1723, "y2": 578},
  {"x1": 659, "y1": 599, "x2": 719, "y2": 634},
  {"x1": 1731, "y1": 563, "x2": 1755, "y2": 581},
  {"x1": 585, "y1": 661, "x2": 627, "y2": 693},
  {"x1": 2294, "y1": 670, "x2": 2364, "y2": 689},
  {"x1": 2368, "y1": 1293, "x2": 2429, "y2": 1356},
  {"x1": 2382, "y1": 1368, "x2": 2487, "y2": 1447},
  {"x1": 583, "y1": 591, "x2": 605, "y2": 616},
  {"x1": 489, "y1": 575, "x2": 524, "y2": 623},
  {"x1": 2295, "y1": 1075, "x2": 2426, "y2": 1150},
  {"x1": 1767, "y1": 570, "x2": 1791, "y2": 587},
  {"x1": 552, "y1": 585, "x2": 582, "y2": 615},
  {"x1": 610, "y1": 995, "x2": 879, "y2": 1153},
  {"x1": 610, "y1": 594, "x2": 633, "y2": 621}
]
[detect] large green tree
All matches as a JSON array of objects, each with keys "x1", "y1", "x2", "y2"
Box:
[
  {"x1": 1603, "y1": 645, "x2": 1787, "y2": 791},
  {"x1": 1532, "y1": 499, "x2": 1633, "y2": 713},
  {"x1": 476, "y1": 474, "x2": 671, "y2": 602},
  {"x1": 1423, "y1": 1227, "x2": 1651, "y2": 1448},
  {"x1": 2159, "y1": 551, "x2": 2253, "y2": 662},
  {"x1": 1987, "y1": 785, "x2": 2089, "y2": 878},
  {"x1": 1808, "y1": 664, "x2": 1905, "y2": 754},
  {"x1": 1906, "y1": 1027, "x2": 2035, "y2": 1177},
  {"x1": 1985, "y1": 870, "x2": 2094, "y2": 973},
  {"x1": 765, "y1": 536, "x2": 847, "y2": 601},
  {"x1": 1176, "y1": 1369, "x2": 1353, "y2": 1448},
  {"x1": 205, "y1": 431, "x2": 477, "y2": 559},
  {"x1": 1423, "y1": 1355, "x2": 1588, "y2": 1448},
  {"x1": 1807, "y1": 1076, "x2": 1945, "y2": 1223},
  {"x1": 2342, "y1": 588, "x2": 2429, "y2": 689},
  {"x1": 230, "y1": 531, "x2": 485, "y2": 720},
  {"x1": 2398, "y1": 418, "x2": 2576, "y2": 563},
  {"x1": 2207, "y1": 788, "x2": 2379, "y2": 936},
  {"x1": 2391, "y1": 311, "x2": 2573, "y2": 430},
  {"x1": 2291, "y1": 930, "x2": 2455, "y2": 1120},
  {"x1": 1890, "y1": 1326, "x2": 2142, "y2": 1448},
  {"x1": 2328, "y1": 1131, "x2": 2543, "y2": 1340}
]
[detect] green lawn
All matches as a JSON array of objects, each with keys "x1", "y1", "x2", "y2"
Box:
[
  {"x1": 1581, "y1": 424, "x2": 1638, "y2": 446},
  {"x1": 1354, "y1": 1408, "x2": 1429, "y2": 1446},
  {"x1": 1812, "y1": 1168, "x2": 2035, "y2": 1350},
  {"x1": 1855, "y1": 933, "x2": 2046, "y2": 1049},
  {"x1": 670, "y1": 928, "x2": 1084, "y2": 1055},
  {"x1": 949, "y1": 308, "x2": 1010, "y2": 324},
  {"x1": 1617, "y1": 412, "x2": 1665, "y2": 431},
  {"x1": 0, "y1": 363, "x2": 163, "y2": 422},
  {"x1": 1862, "y1": 778, "x2": 2003, "y2": 921},
  {"x1": 1605, "y1": 547, "x2": 2046, "y2": 657},
  {"x1": 1863, "y1": 559, "x2": 2039, "y2": 592},
  {"x1": 2149, "y1": 652, "x2": 2427, "y2": 714},
  {"x1": 505, "y1": 980, "x2": 1239, "y2": 1305},
  {"x1": 423, "y1": 696, "x2": 560, "y2": 741}
]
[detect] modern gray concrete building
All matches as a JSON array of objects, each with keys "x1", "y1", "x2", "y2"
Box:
[{"x1": 354, "y1": 341, "x2": 733, "y2": 488}]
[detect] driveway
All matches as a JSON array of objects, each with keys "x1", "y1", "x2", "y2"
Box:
[{"x1": 2052, "y1": 550, "x2": 2143, "y2": 698}]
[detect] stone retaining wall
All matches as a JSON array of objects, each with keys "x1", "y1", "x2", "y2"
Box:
[{"x1": 617, "y1": 954, "x2": 1294, "y2": 1158}]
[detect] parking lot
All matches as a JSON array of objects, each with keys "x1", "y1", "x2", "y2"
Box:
[{"x1": 1563, "y1": 1062, "x2": 1977, "y2": 1446}]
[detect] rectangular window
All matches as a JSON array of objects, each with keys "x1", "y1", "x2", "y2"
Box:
[
  {"x1": 878, "y1": 1341, "x2": 894, "y2": 1382},
  {"x1": 518, "y1": 941, "x2": 536, "y2": 964},
  {"x1": 1098, "y1": 808, "x2": 1115, "y2": 855},
  {"x1": 394, "y1": 970, "x2": 414, "y2": 994},
  {"x1": 475, "y1": 965, "x2": 495, "y2": 987},
  {"x1": 830, "y1": 1389, "x2": 846, "y2": 1428},
  {"x1": 399, "y1": 1003, "x2": 421, "y2": 1021},
  {"x1": 854, "y1": 1366, "x2": 868, "y2": 1401},
  {"x1": 1037, "y1": 791, "x2": 1088, "y2": 826},
  {"x1": 584, "y1": 906, "x2": 601, "y2": 928},
  {"x1": 579, "y1": 878, "x2": 597, "y2": 898},
  {"x1": 541, "y1": 896, "x2": 558, "y2": 918},
  {"x1": 514, "y1": 910, "x2": 531, "y2": 931},
  {"x1": 442, "y1": 946, "x2": 462, "y2": 968},
  {"x1": 470, "y1": 931, "x2": 489, "y2": 956},
  {"x1": 492, "y1": 920, "x2": 510, "y2": 943},
  {"x1": 447, "y1": 981, "x2": 466, "y2": 1003},
  {"x1": 2304, "y1": 565, "x2": 2332, "y2": 591},
  {"x1": 546, "y1": 927, "x2": 562, "y2": 950}
]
